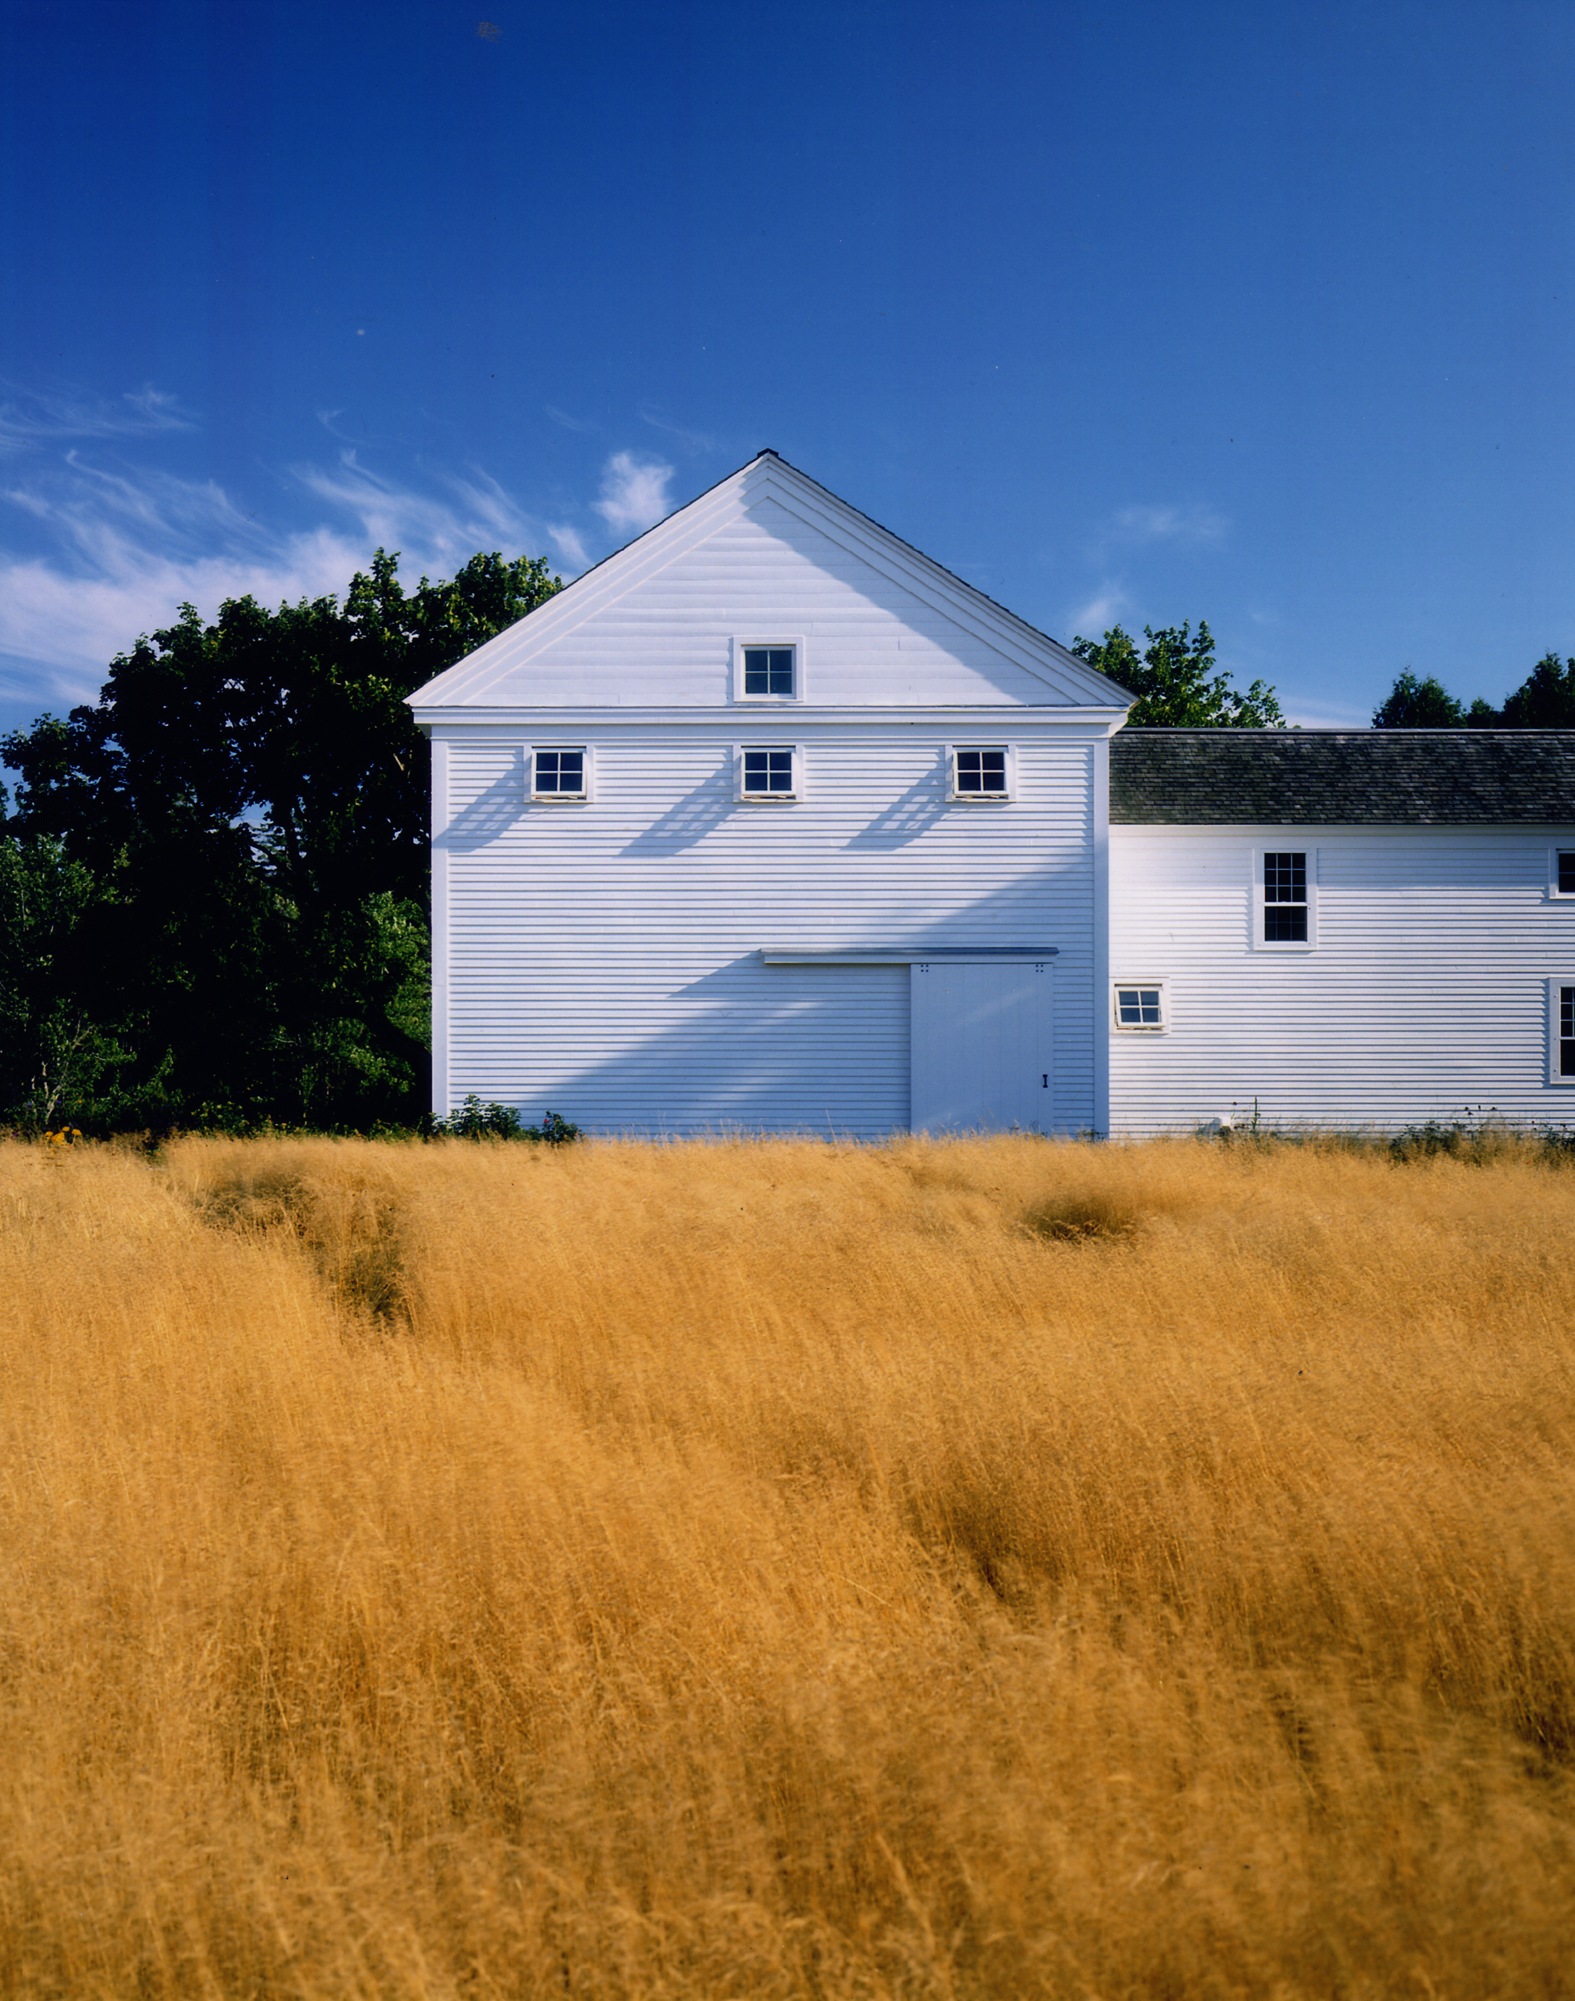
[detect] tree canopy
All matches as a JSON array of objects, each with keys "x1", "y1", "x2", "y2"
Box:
[
  {"x1": 1, "y1": 548, "x2": 559, "y2": 1133},
  {"x1": 1070, "y1": 621, "x2": 1285, "y2": 728},
  {"x1": 1371, "y1": 654, "x2": 1575, "y2": 728}
]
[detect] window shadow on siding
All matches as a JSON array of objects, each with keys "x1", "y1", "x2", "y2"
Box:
[
  {"x1": 438, "y1": 755, "x2": 525, "y2": 851},
  {"x1": 619, "y1": 768, "x2": 739, "y2": 855},
  {"x1": 841, "y1": 768, "x2": 948, "y2": 850}
]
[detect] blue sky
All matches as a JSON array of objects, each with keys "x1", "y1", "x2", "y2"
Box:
[{"x1": 2, "y1": 0, "x2": 1572, "y2": 747}]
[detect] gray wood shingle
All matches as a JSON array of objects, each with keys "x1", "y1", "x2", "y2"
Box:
[{"x1": 1109, "y1": 729, "x2": 1575, "y2": 825}]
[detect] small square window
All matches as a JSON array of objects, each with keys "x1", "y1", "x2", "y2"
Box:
[
  {"x1": 736, "y1": 744, "x2": 802, "y2": 801},
  {"x1": 744, "y1": 748, "x2": 793, "y2": 792},
  {"x1": 733, "y1": 638, "x2": 804, "y2": 701},
  {"x1": 957, "y1": 749, "x2": 1006, "y2": 793},
  {"x1": 744, "y1": 647, "x2": 794, "y2": 696},
  {"x1": 1254, "y1": 849, "x2": 1316, "y2": 950},
  {"x1": 530, "y1": 747, "x2": 591, "y2": 801},
  {"x1": 947, "y1": 744, "x2": 1016, "y2": 801},
  {"x1": 1552, "y1": 849, "x2": 1575, "y2": 897},
  {"x1": 1113, "y1": 982, "x2": 1167, "y2": 1032}
]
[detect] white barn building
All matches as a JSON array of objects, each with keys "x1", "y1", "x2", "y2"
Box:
[{"x1": 409, "y1": 454, "x2": 1575, "y2": 1138}]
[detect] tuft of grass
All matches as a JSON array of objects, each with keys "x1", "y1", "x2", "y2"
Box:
[
  {"x1": 195, "y1": 1142, "x2": 409, "y2": 1325},
  {"x1": 1021, "y1": 1188, "x2": 1142, "y2": 1242},
  {"x1": 3, "y1": 1132, "x2": 1575, "y2": 1997}
]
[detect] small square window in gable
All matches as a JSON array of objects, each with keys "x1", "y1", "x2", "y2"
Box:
[
  {"x1": 745, "y1": 647, "x2": 794, "y2": 695},
  {"x1": 734, "y1": 638, "x2": 804, "y2": 702}
]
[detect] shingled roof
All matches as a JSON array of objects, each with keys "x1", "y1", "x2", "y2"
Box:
[{"x1": 1109, "y1": 730, "x2": 1575, "y2": 825}]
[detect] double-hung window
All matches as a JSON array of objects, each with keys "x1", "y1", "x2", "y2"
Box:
[
  {"x1": 530, "y1": 747, "x2": 591, "y2": 801},
  {"x1": 735, "y1": 743, "x2": 803, "y2": 801},
  {"x1": 947, "y1": 744, "x2": 1015, "y2": 801},
  {"x1": 1552, "y1": 981, "x2": 1575, "y2": 1084},
  {"x1": 1254, "y1": 849, "x2": 1317, "y2": 950}
]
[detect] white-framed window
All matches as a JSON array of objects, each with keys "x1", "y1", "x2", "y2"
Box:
[
  {"x1": 1550, "y1": 848, "x2": 1575, "y2": 898},
  {"x1": 734, "y1": 743, "x2": 804, "y2": 802},
  {"x1": 1551, "y1": 980, "x2": 1575, "y2": 1084},
  {"x1": 529, "y1": 745, "x2": 593, "y2": 802},
  {"x1": 1112, "y1": 981, "x2": 1168, "y2": 1032},
  {"x1": 1253, "y1": 848, "x2": 1317, "y2": 951},
  {"x1": 946, "y1": 743, "x2": 1016, "y2": 801},
  {"x1": 732, "y1": 637, "x2": 805, "y2": 703}
]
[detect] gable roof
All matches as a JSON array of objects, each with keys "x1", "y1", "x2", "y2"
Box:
[
  {"x1": 1110, "y1": 729, "x2": 1575, "y2": 825},
  {"x1": 408, "y1": 451, "x2": 1133, "y2": 712}
]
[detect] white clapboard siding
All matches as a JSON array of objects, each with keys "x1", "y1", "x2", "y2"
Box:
[
  {"x1": 437, "y1": 724, "x2": 1100, "y2": 1138},
  {"x1": 492, "y1": 506, "x2": 1058, "y2": 707},
  {"x1": 414, "y1": 457, "x2": 1128, "y2": 715},
  {"x1": 1109, "y1": 825, "x2": 1575, "y2": 1134}
]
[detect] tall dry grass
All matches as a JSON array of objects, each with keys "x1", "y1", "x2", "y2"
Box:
[{"x1": 2, "y1": 1130, "x2": 1574, "y2": 1997}]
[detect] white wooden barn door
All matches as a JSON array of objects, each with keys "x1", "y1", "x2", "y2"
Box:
[{"x1": 909, "y1": 960, "x2": 1054, "y2": 1133}]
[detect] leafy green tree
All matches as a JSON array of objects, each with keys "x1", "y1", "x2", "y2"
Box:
[
  {"x1": 0, "y1": 823, "x2": 128, "y2": 1131},
  {"x1": 1, "y1": 548, "x2": 560, "y2": 1131},
  {"x1": 1371, "y1": 671, "x2": 1466, "y2": 728},
  {"x1": 1371, "y1": 653, "x2": 1575, "y2": 728},
  {"x1": 1071, "y1": 621, "x2": 1285, "y2": 727},
  {"x1": 1500, "y1": 652, "x2": 1575, "y2": 726}
]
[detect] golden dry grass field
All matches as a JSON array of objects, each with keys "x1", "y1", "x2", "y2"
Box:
[{"x1": 3, "y1": 1131, "x2": 1575, "y2": 1999}]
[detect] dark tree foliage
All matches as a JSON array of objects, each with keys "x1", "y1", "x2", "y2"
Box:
[
  {"x1": 1370, "y1": 671, "x2": 1465, "y2": 729},
  {"x1": 0, "y1": 827, "x2": 138, "y2": 1130},
  {"x1": 1071, "y1": 622, "x2": 1285, "y2": 728},
  {"x1": 1, "y1": 549, "x2": 559, "y2": 1132},
  {"x1": 1500, "y1": 652, "x2": 1575, "y2": 726},
  {"x1": 1371, "y1": 653, "x2": 1575, "y2": 729}
]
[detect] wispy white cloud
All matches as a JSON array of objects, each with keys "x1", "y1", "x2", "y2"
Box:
[
  {"x1": 289, "y1": 451, "x2": 534, "y2": 574},
  {"x1": 592, "y1": 450, "x2": 673, "y2": 538},
  {"x1": 544, "y1": 403, "x2": 598, "y2": 434},
  {"x1": 548, "y1": 523, "x2": 590, "y2": 570},
  {"x1": 1066, "y1": 585, "x2": 1132, "y2": 638},
  {"x1": 0, "y1": 410, "x2": 696, "y2": 731},
  {"x1": 0, "y1": 532, "x2": 370, "y2": 714},
  {"x1": 0, "y1": 444, "x2": 591, "y2": 720},
  {"x1": 1064, "y1": 502, "x2": 1229, "y2": 642},
  {"x1": 120, "y1": 386, "x2": 191, "y2": 429},
  {"x1": 0, "y1": 496, "x2": 379, "y2": 714},
  {"x1": 1107, "y1": 501, "x2": 1229, "y2": 548},
  {"x1": 639, "y1": 408, "x2": 719, "y2": 455},
  {"x1": 0, "y1": 380, "x2": 196, "y2": 455}
]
